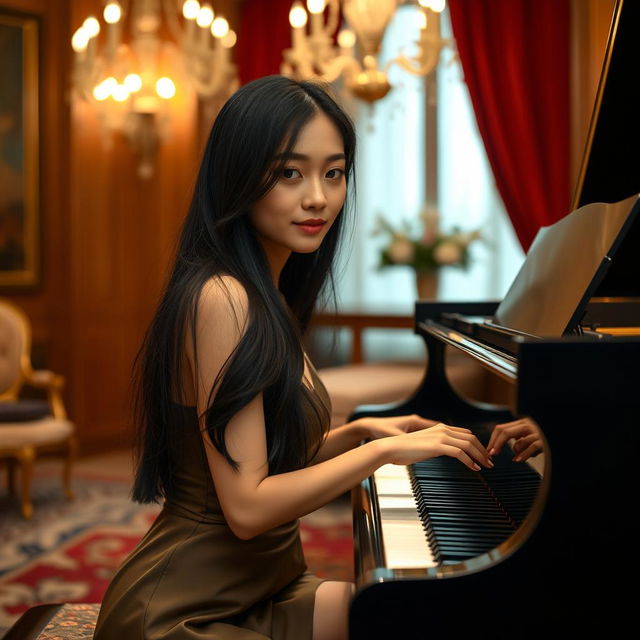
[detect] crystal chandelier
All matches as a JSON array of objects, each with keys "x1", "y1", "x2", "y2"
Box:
[
  {"x1": 71, "y1": 1, "x2": 238, "y2": 178},
  {"x1": 282, "y1": 0, "x2": 450, "y2": 103}
]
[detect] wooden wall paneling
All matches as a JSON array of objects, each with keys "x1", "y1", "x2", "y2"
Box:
[
  {"x1": 68, "y1": 0, "x2": 202, "y2": 454},
  {"x1": 2, "y1": 0, "x2": 241, "y2": 454}
]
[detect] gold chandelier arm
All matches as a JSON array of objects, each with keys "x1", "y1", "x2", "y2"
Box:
[
  {"x1": 324, "y1": 0, "x2": 341, "y2": 37},
  {"x1": 317, "y1": 54, "x2": 361, "y2": 84},
  {"x1": 189, "y1": 60, "x2": 238, "y2": 98},
  {"x1": 385, "y1": 24, "x2": 453, "y2": 77},
  {"x1": 387, "y1": 43, "x2": 444, "y2": 77},
  {"x1": 282, "y1": 46, "x2": 316, "y2": 81}
]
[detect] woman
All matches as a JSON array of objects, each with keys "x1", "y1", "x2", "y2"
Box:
[{"x1": 94, "y1": 76, "x2": 494, "y2": 640}]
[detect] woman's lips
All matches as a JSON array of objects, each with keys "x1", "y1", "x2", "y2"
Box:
[{"x1": 294, "y1": 219, "x2": 326, "y2": 235}]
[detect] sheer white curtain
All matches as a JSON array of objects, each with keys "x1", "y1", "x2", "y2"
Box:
[
  {"x1": 332, "y1": 5, "x2": 525, "y2": 360},
  {"x1": 335, "y1": 6, "x2": 426, "y2": 318}
]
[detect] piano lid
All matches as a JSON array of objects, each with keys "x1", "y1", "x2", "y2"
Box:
[
  {"x1": 492, "y1": 194, "x2": 640, "y2": 337},
  {"x1": 572, "y1": 0, "x2": 640, "y2": 210},
  {"x1": 572, "y1": 0, "x2": 640, "y2": 298},
  {"x1": 593, "y1": 206, "x2": 640, "y2": 297}
]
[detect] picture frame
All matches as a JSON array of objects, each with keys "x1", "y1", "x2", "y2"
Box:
[{"x1": 0, "y1": 11, "x2": 39, "y2": 288}]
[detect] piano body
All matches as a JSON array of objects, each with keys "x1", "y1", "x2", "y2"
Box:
[{"x1": 349, "y1": 1, "x2": 640, "y2": 637}]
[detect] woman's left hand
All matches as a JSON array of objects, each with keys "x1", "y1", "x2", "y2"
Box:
[
  {"x1": 359, "y1": 414, "x2": 441, "y2": 440},
  {"x1": 487, "y1": 417, "x2": 543, "y2": 462}
]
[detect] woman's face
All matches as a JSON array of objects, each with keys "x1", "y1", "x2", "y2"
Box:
[{"x1": 249, "y1": 112, "x2": 347, "y2": 270}]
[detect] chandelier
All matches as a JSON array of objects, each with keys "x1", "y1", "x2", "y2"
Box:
[
  {"x1": 282, "y1": 0, "x2": 450, "y2": 103},
  {"x1": 71, "y1": 1, "x2": 238, "y2": 178}
]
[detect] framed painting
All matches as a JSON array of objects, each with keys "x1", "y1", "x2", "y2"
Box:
[{"x1": 0, "y1": 11, "x2": 39, "y2": 288}]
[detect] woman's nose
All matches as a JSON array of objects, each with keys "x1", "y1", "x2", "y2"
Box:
[{"x1": 302, "y1": 177, "x2": 327, "y2": 210}]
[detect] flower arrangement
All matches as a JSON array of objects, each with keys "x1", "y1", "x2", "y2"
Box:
[{"x1": 374, "y1": 205, "x2": 481, "y2": 273}]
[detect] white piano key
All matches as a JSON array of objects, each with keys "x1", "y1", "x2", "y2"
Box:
[{"x1": 374, "y1": 464, "x2": 438, "y2": 569}]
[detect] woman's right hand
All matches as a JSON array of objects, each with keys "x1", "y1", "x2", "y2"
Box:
[{"x1": 380, "y1": 423, "x2": 493, "y2": 471}]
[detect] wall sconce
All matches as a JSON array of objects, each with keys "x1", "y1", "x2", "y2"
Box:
[{"x1": 71, "y1": 1, "x2": 238, "y2": 178}]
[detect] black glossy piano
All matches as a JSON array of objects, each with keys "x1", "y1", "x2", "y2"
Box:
[{"x1": 349, "y1": 1, "x2": 640, "y2": 637}]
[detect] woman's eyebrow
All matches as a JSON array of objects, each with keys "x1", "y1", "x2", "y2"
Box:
[{"x1": 276, "y1": 152, "x2": 346, "y2": 162}]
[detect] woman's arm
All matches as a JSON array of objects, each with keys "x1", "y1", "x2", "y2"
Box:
[
  {"x1": 308, "y1": 422, "x2": 367, "y2": 464},
  {"x1": 188, "y1": 277, "x2": 491, "y2": 540},
  {"x1": 310, "y1": 415, "x2": 442, "y2": 464},
  {"x1": 202, "y1": 394, "x2": 489, "y2": 540}
]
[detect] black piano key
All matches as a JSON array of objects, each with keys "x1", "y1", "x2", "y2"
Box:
[{"x1": 407, "y1": 450, "x2": 542, "y2": 565}]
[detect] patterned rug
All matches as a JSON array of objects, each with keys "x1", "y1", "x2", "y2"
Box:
[{"x1": 0, "y1": 468, "x2": 353, "y2": 638}]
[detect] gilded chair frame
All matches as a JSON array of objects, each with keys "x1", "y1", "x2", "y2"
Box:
[{"x1": 0, "y1": 299, "x2": 77, "y2": 519}]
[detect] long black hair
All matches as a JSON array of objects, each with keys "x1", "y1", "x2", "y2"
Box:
[{"x1": 132, "y1": 76, "x2": 356, "y2": 503}]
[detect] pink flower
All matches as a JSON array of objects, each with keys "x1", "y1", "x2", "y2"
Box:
[
  {"x1": 434, "y1": 241, "x2": 462, "y2": 265},
  {"x1": 388, "y1": 236, "x2": 415, "y2": 264}
]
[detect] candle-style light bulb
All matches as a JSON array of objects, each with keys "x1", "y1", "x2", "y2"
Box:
[
  {"x1": 182, "y1": 0, "x2": 200, "y2": 19},
  {"x1": 306, "y1": 0, "x2": 325, "y2": 36},
  {"x1": 156, "y1": 77, "x2": 176, "y2": 99},
  {"x1": 93, "y1": 82, "x2": 110, "y2": 101},
  {"x1": 71, "y1": 28, "x2": 90, "y2": 52},
  {"x1": 104, "y1": 2, "x2": 122, "y2": 24},
  {"x1": 289, "y1": 2, "x2": 308, "y2": 29},
  {"x1": 112, "y1": 83, "x2": 129, "y2": 102},
  {"x1": 307, "y1": 0, "x2": 326, "y2": 14},
  {"x1": 124, "y1": 73, "x2": 143, "y2": 92},
  {"x1": 196, "y1": 5, "x2": 214, "y2": 28},
  {"x1": 211, "y1": 16, "x2": 229, "y2": 39},
  {"x1": 83, "y1": 17, "x2": 100, "y2": 38},
  {"x1": 221, "y1": 29, "x2": 237, "y2": 49},
  {"x1": 337, "y1": 29, "x2": 355, "y2": 50}
]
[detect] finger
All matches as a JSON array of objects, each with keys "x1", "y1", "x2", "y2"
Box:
[
  {"x1": 487, "y1": 426, "x2": 510, "y2": 454},
  {"x1": 488, "y1": 423, "x2": 531, "y2": 456},
  {"x1": 512, "y1": 433, "x2": 538, "y2": 454},
  {"x1": 444, "y1": 434, "x2": 492, "y2": 468},
  {"x1": 513, "y1": 440, "x2": 543, "y2": 462},
  {"x1": 440, "y1": 443, "x2": 483, "y2": 472},
  {"x1": 494, "y1": 418, "x2": 529, "y2": 429},
  {"x1": 485, "y1": 426, "x2": 512, "y2": 458}
]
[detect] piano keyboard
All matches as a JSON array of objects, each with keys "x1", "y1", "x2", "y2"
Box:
[
  {"x1": 374, "y1": 464, "x2": 438, "y2": 569},
  {"x1": 374, "y1": 449, "x2": 541, "y2": 569}
]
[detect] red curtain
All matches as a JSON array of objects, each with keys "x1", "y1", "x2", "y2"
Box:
[
  {"x1": 448, "y1": 0, "x2": 571, "y2": 251},
  {"x1": 236, "y1": 0, "x2": 293, "y2": 85}
]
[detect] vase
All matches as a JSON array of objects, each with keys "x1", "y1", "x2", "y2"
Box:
[{"x1": 416, "y1": 271, "x2": 439, "y2": 300}]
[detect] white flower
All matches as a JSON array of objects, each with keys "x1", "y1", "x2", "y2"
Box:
[
  {"x1": 433, "y1": 241, "x2": 462, "y2": 265},
  {"x1": 387, "y1": 236, "x2": 415, "y2": 264}
]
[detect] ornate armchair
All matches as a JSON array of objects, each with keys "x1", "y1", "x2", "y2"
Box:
[{"x1": 0, "y1": 298, "x2": 76, "y2": 519}]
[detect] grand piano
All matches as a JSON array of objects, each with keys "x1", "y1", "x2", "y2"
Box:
[{"x1": 349, "y1": 1, "x2": 640, "y2": 637}]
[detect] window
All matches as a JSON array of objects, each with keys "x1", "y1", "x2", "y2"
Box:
[{"x1": 330, "y1": 5, "x2": 525, "y2": 362}]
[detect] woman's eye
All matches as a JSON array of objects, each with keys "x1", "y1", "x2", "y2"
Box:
[
  {"x1": 326, "y1": 168, "x2": 345, "y2": 180},
  {"x1": 282, "y1": 168, "x2": 301, "y2": 179}
]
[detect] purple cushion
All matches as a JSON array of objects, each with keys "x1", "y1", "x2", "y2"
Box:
[{"x1": 0, "y1": 400, "x2": 50, "y2": 422}]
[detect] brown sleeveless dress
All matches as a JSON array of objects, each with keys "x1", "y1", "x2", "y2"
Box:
[{"x1": 94, "y1": 362, "x2": 332, "y2": 640}]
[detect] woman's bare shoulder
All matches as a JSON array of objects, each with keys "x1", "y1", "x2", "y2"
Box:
[{"x1": 197, "y1": 275, "x2": 249, "y2": 335}]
